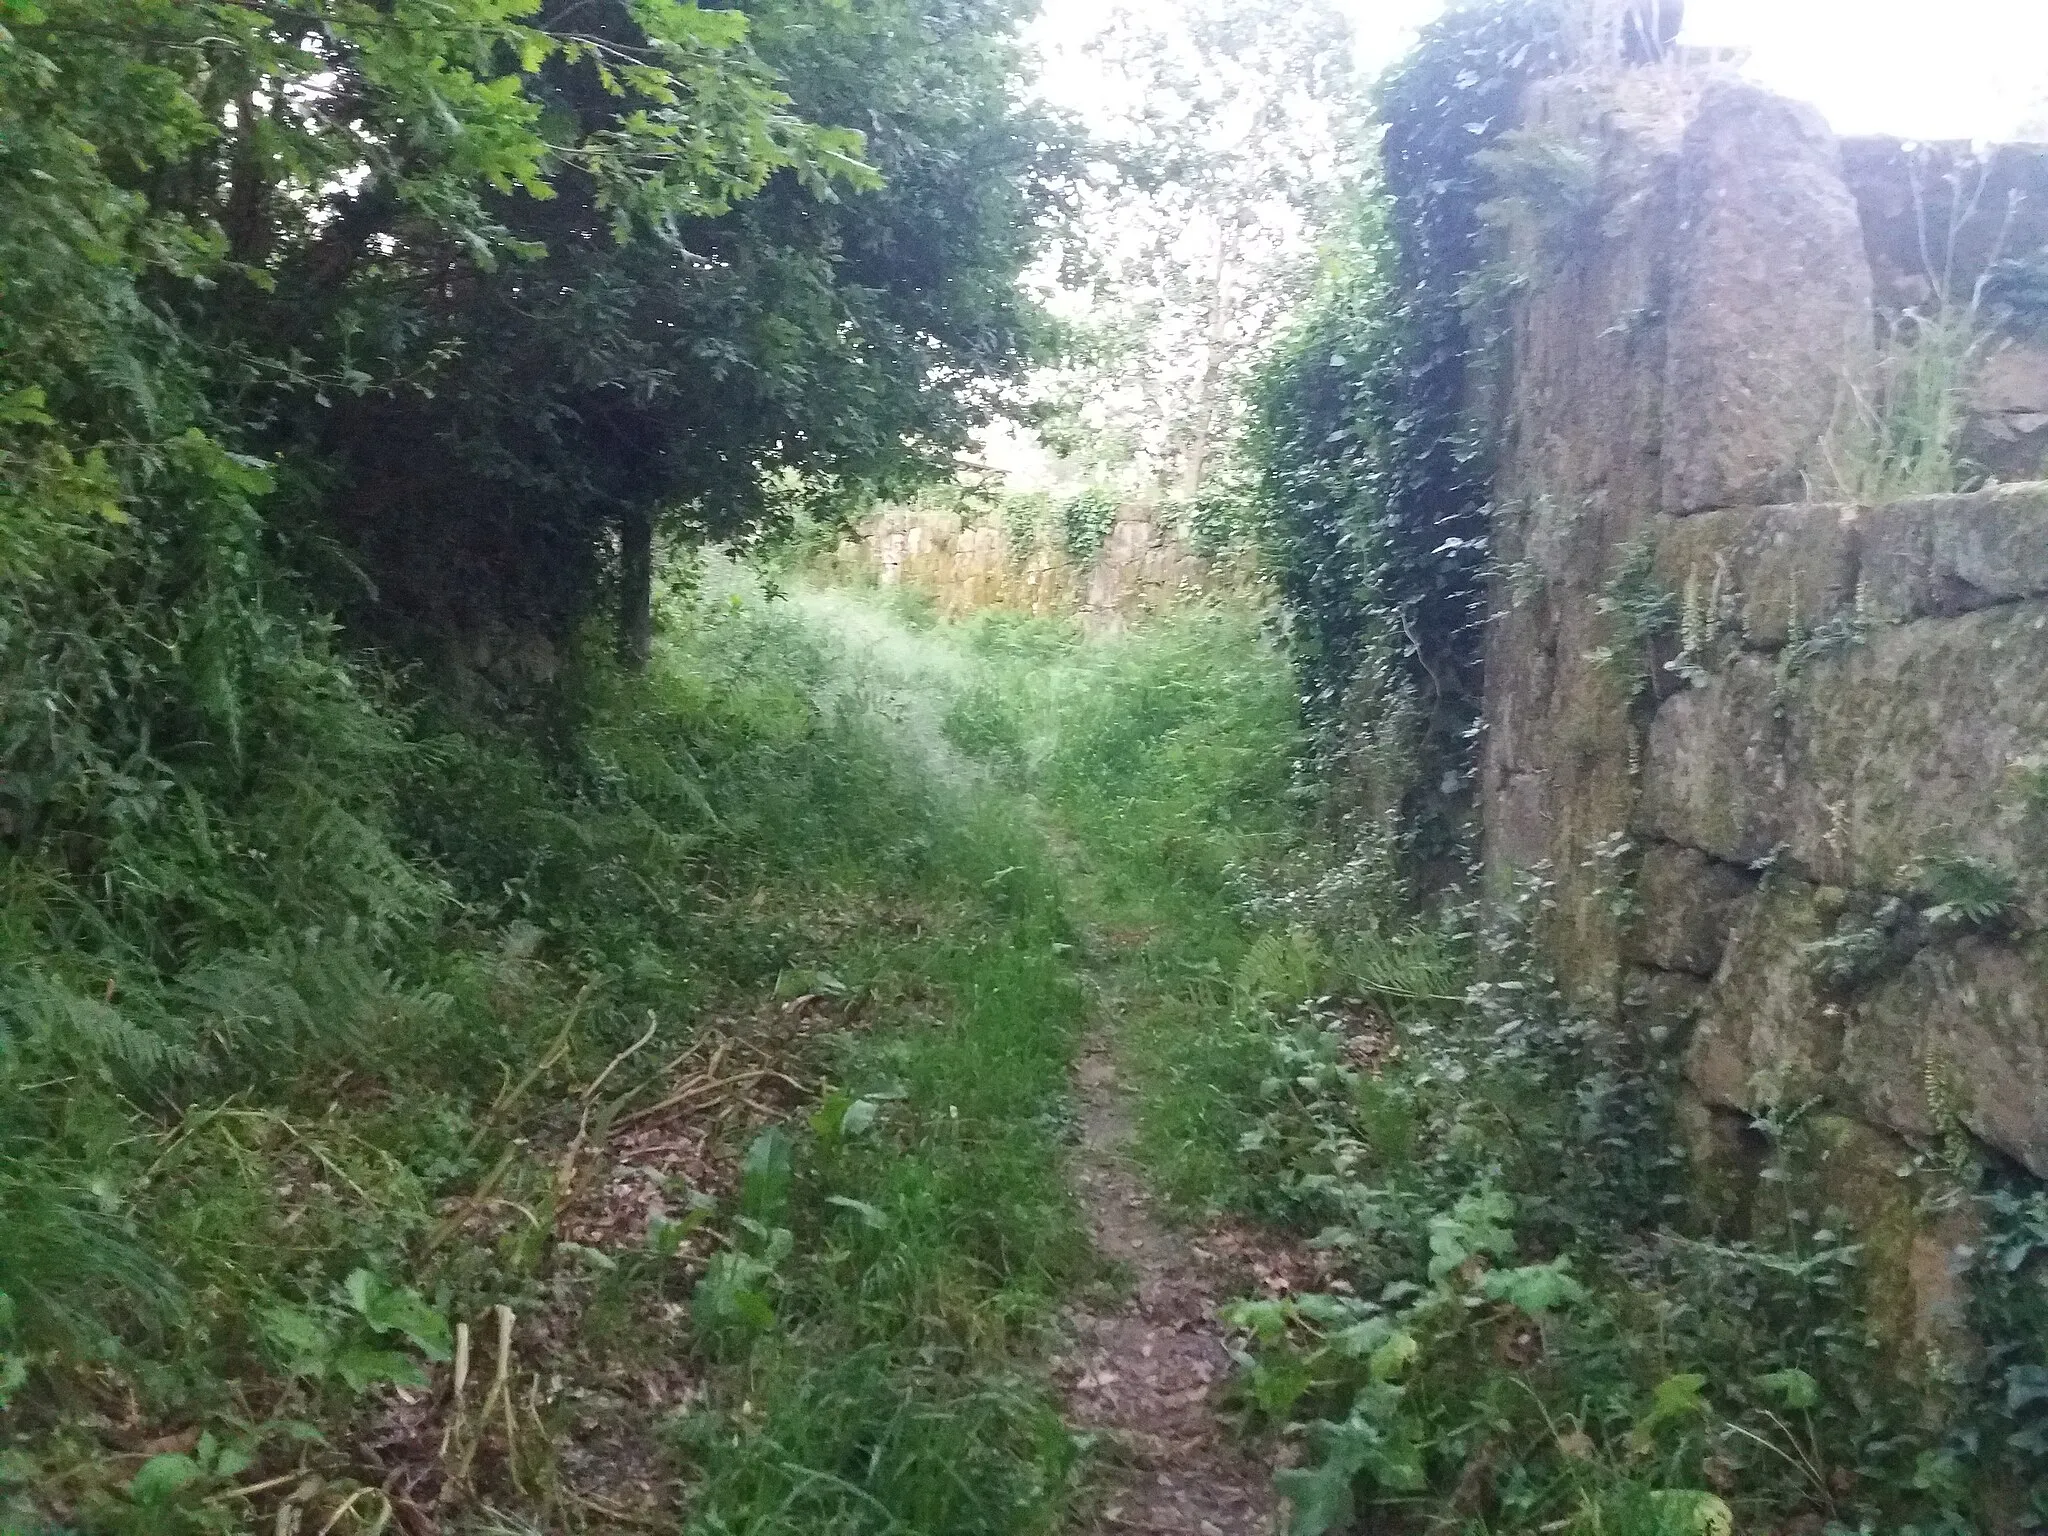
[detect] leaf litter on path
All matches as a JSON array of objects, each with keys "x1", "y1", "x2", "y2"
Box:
[{"x1": 1060, "y1": 1034, "x2": 1295, "y2": 1536}]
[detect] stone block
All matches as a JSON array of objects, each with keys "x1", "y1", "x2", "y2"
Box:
[
  {"x1": 1857, "y1": 483, "x2": 2048, "y2": 623},
  {"x1": 1632, "y1": 843, "x2": 1756, "y2": 975},
  {"x1": 1674, "y1": 1082, "x2": 1766, "y2": 1236},
  {"x1": 1622, "y1": 965, "x2": 1710, "y2": 1048},
  {"x1": 1782, "y1": 601, "x2": 2048, "y2": 887},
  {"x1": 1966, "y1": 341, "x2": 2048, "y2": 485},
  {"x1": 1637, "y1": 655, "x2": 1788, "y2": 865},
  {"x1": 1653, "y1": 502, "x2": 1861, "y2": 648},
  {"x1": 1843, "y1": 937, "x2": 2048, "y2": 1177},
  {"x1": 1662, "y1": 84, "x2": 1875, "y2": 514},
  {"x1": 1644, "y1": 601, "x2": 2048, "y2": 889},
  {"x1": 1806, "y1": 1115, "x2": 1979, "y2": 1376},
  {"x1": 1685, "y1": 877, "x2": 1845, "y2": 1111}
]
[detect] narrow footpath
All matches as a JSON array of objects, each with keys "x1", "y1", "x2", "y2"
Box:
[
  {"x1": 802, "y1": 583, "x2": 1290, "y2": 1532},
  {"x1": 1057, "y1": 1022, "x2": 1276, "y2": 1535}
]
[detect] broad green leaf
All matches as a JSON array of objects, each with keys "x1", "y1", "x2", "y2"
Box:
[
  {"x1": 693, "y1": 1251, "x2": 778, "y2": 1337},
  {"x1": 129, "y1": 1453, "x2": 203, "y2": 1505},
  {"x1": 1275, "y1": 1459, "x2": 1354, "y2": 1536},
  {"x1": 1220, "y1": 1298, "x2": 1293, "y2": 1343},
  {"x1": 824, "y1": 1194, "x2": 888, "y2": 1229},
  {"x1": 810, "y1": 1089, "x2": 853, "y2": 1140},
  {"x1": 1329, "y1": 1315, "x2": 1396, "y2": 1359},
  {"x1": 1427, "y1": 1187, "x2": 1516, "y2": 1283},
  {"x1": 1367, "y1": 1329, "x2": 1418, "y2": 1383},
  {"x1": 1248, "y1": 1354, "x2": 1316, "y2": 1415},
  {"x1": 1756, "y1": 1366, "x2": 1819, "y2": 1410},
  {"x1": 332, "y1": 1345, "x2": 428, "y2": 1393},
  {"x1": 259, "y1": 1304, "x2": 335, "y2": 1374},
  {"x1": 740, "y1": 1128, "x2": 794, "y2": 1225},
  {"x1": 1293, "y1": 1293, "x2": 1370, "y2": 1328},
  {"x1": 343, "y1": 1270, "x2": 452, "y2": 1360},
  {"x1": 839, "y1": 1097, "x2": 881, "y2": 1138},
  {"x1": 1632, "y1": 1372, "x2": 1708, "y2": 1450},
  {"x1": 1482, "y1": 1258, "x2": 1585, "y2": 1315}
]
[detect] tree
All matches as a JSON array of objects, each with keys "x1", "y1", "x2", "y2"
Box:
[
  {"x1": 4, "y1": 0, "x2": 1075, "y2": 693},
  {"x1": 292, "y1": 0, "x2": 1077, "y2": 673},
  {"x1": 1032, "y1": 0, "x2": 1361, "y2": 500}
]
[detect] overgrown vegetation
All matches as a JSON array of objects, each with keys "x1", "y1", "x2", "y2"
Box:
[
  {"x1": 3, "y1": 578, "x2": 1104, "y2": 1534},
  {"x1": 911, "y1": 583, "x2": 2048, "y2": 1536},
  {"x1": 1240, "y1": 0, "x2": 1574, "y2": 870},
  {"x1": 12, "y1": 1, "x2": 2048, "y2": 1532},
  {"x1": 1821, "y1": 310, "x2": 1991, "y2": 503},
  {"x1": 4, "y1": 3, "x2": 1087, "y2": 1524}
]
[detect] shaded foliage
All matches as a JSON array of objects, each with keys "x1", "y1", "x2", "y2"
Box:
[{"x1": 1244, "y1": 1, "x2": 1566, "y2": 859}]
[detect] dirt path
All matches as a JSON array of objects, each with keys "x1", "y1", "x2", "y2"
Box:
[{"x1": 1056, "y1": 1031, "x2": 1279, "y2": 1536}]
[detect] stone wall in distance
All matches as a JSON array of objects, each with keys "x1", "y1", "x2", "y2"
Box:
[{"x1": 853, "y1": 504, "x2": 1215, "y2": 629}]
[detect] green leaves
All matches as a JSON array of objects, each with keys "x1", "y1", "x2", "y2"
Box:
[
  {"x1": 0, "y1": 1293, "x2": 24, "y2": 1411},
  {"x1": 345, "y1": 1269, "x2": 454, "y2": 1361},
  {"x1": 1277, "y1": 1402, "x2": 1426, "y2": 1536},
  {"x1": 739, "y1": 1127, "x2": 795, "y2": 1226},
  {"x1": 1756, "y1": 1366, "x2": 1820, "y2": 1412},
  {"x1": 812, "y1": 1088, "x2": 894, "y2": 1144},
  {"x1": 129, "y1": 1430, "x2": 252, "y2": 1509},
  {"x1": 1630, "y1": 1372, "x2": 1709, "y2": 1452},
  {"x1": 690, "y1": 1128, "x2": 805, "y2": 1344},
  {"x1": 127, "y1": 1453, "x2": 204, "y2": 1506},
  {"x1": 259, "y1": 1269, "x2": 451, "y2": 1394},
  {"x1": 1482, "y1": 1256, "x2": 1585, "y2": 1316},
  {"x1": 692, "y1": 1249, "x2": 780, "y2": 1337},
  {"x1": 0, "y1": 388, "x2": 52, "y2": 428},
  {"x1": 1425, "y1": 1187, "x2": 1516, "y2": 1283}
]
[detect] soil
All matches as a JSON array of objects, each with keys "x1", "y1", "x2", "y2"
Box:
[{"x1": 1056, "y1": 1034, "x2": 1280, "y2": 1536}]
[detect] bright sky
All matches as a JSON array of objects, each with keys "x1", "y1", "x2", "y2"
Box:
[{"x1": 1030, "y1": 0, "x2": 2048, "y2": 142}]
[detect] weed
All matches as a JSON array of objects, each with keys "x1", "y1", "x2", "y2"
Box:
[
  {"x1": 1822, "y1": 309, "x2": 1988, "y2": 502},
  {"x1": 1589, "y1": 537, "x2": 1678, "y2": 701},
  {"x1": 1055, "y1": 487, "x2": 1121, "y2": 563},
  {"x1": 1913, "y1": 852, "x2": 2020, "y2": 932}
]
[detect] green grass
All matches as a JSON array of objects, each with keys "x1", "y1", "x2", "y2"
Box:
[
  {"x1": 861, "y1": 583, "x2": 2048, "y2": 1536},
  {"x1": 1, "y1": 572, "x2": 1093, "y2": 1536},
  {"x1": 11, "y1": 554, "x2": 2044, "y2": 1536},
  {"x1": 914, "y1": 599, "x2": 1316, "y2": 1218}
]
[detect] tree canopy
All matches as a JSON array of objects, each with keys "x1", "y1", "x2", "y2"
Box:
[{"x1": 2, "y1": 0, "x2": 1073, "y2": 683}]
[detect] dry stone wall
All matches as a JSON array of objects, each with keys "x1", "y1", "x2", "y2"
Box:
[
  {"x1": 854, "y1": 504, "x2": 1215, "y2": 628},
  {"x1": 1473, "y1": 63, "x2": 2048, "y2": 1333}
]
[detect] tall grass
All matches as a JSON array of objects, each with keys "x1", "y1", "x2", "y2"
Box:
[
  {"x1": 861, "y1": 577, "x2": 2044, "y2": 1536},
  {"x1": 3, "y1": 566, "x2": 1091, "y2": 1535},
  {"x1": 917, "y1": 600, "x2": 1317, "y2": 1217},
  {"x1": 1821, "y1": 308, "x2": 1988, "y2": 502}
]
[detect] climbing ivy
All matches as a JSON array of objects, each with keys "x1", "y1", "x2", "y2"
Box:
[
  {"x1": 1246, "y1": 2, "x2": 1567, "y2": 854},
  {"x1": 1243, "y1": 194, "x2": 1402, "y2": 730},
  {"x1": 1056, "y1": 486, "x2": 1121, "y2": 563}
]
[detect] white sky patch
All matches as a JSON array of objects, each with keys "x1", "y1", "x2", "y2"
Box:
[{"x1": 1027, "y1": 0, "x2": 2048, "y2": 142}]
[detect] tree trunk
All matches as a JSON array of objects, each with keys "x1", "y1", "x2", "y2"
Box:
[{"x1": 618, "y1": 509, "x2": 653, "y2": 670}]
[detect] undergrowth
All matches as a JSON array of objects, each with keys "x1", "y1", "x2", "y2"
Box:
[
  {"x1": 3, "y1": 574, "x2": 1091, "y2": 1536},
  {"x1": 906, "y1": 586, "x2": 2048, "y2": 1536},
  {"x1": 14, "y1": 531, "x2": 2048, "y2": 1536}
]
